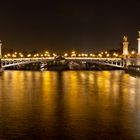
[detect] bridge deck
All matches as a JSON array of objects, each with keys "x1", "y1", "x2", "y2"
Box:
[{"x1": 1, "y1": 57, "x2": 124, "y2": 69}]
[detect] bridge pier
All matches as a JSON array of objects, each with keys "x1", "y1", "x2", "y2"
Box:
[
  {"x1": 137, "y1": 31, "x2": 140, "y2": 55},
  {"x1": 0, "y1": 57, "x2": 3, "y2": 72},
  {"x1": 122, "y1": 36, "x2": 129, "y2": 58},
  {"x1": 0, "y1": 60, "x2": 4, "y2": 72}
]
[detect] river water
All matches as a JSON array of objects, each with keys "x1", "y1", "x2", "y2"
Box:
[{"x1": 0, "y1": 70, "x2": 140, "y2": 140}]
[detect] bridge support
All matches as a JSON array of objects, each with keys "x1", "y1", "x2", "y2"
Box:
[
  {"x1": 0, "y1": 67, "x2": 3, "y2": 73},
  {"x1": 137, "y1": 31, "x2": 140, "y2": 55},
  {"x1": 122, "y1": 36, "x2": 129, "y2": 58}
]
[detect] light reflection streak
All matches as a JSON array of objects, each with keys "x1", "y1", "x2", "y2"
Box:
[{"x1": 0, "y1": 71, "x2": 140, "y2": 139}]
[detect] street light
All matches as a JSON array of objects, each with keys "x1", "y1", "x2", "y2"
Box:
[
  {"x1": 27, "y1": 54, "x2": 31, "y2": 57},
  {"x1": 106, "y1": 54, "x2": 110, "y2": 57},
  {"x1": 64, "y1": 53, "x2": 68, "y2": 57},
  {"x1": 7, "y1": 54, "x2": 11, "y2": 57},
  {"x1": 131, "y1": 51, "x2": 135, "y2": 55}
]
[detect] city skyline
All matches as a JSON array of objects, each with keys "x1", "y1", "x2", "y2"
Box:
[{"x1": 0, "y1": 1, "x2": 140, "y2": 53}]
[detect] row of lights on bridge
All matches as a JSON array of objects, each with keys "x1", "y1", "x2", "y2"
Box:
[{"x1": 2, "y1": 50, "x2": 137, "y2": 58}]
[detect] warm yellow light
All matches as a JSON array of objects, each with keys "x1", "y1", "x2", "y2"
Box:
[
  {"x1": 20, "y1": 54, "x2": 23, "y2": 57},
  {"x1": 89, "y1": 53, "x2": 95, "y2": 57},
  {"x1": 98, "y1": 54, "x2": 102, "y2": 57},
  {"x1": 53, "y1": 53, "x2": 57, "y2": 57},
  {"x1": 131, "y1": 51, "x2": 135, "y2": 55},
  {"x1": 85, "y1": 54, "x2": 88, "y2": 57},
  {"x1": 41, "y1": 54, "x2": 43, "y2": 57},
  {"x1": 112, "y1": 52, "x2": 118, "y2": 57},
  {"x1": 14, "y1": 52, "x2": 17, "y2": 54},
  {"x1": 107, "y1": 54, "x2": 110, "y2": 57},
  {"x1": 27, "y1": 54, "x2": 31, "y2": 57},
  {"x1": 12, "y1": 54, "x2": 16, "y2": 57},
  {"x1": 105, "y1": 51, "x2": 108, "y2": 54},
  {"x1": 124, "y1": 51, "x2": 129, "y2": 55},
  {"x1": 71, "y1": 53, "x2": 76, "y2": 57},
  {"x1": 64, "y1": 53, "x2": 68, "y2": 57},
  {"x1": 7, "y1": 54, "x2": 11, "y2": 57},
  {"x1": 71, "y1": 51, "x2": 76, "y2": 57},
  {"x1": 90, "y1": 53, "x2": 93, "y2": 57}
]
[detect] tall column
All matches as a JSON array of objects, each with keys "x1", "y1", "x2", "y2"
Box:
[
  {"x1": 0, "y1": 40, "x2": 2, "y2": 59},
  {"x1": 137, "y1": 31, "x2": 140, "y2": 55},
  {"x1": 122, "y1": 36, "x2": 129, "y2": 58},
  {"x1": 0, "y1": 40, "x2": 2, "y2": 68}
]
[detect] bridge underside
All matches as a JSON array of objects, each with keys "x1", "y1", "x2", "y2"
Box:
[{"x1": 1, "y1": 58, "x2": 125, "y2": 70}]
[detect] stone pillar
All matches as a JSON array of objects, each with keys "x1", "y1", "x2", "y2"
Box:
[
  {"x1": 122, "y1": 36, "x2": 129, "y2": 58},
  {"x1": 0, "y1": 40, "x2": 2, "y2": 69},
  {"x1": 0, "y1": 40, "x2": 2, "y2": 59},
  {"x1": 137, "y1": 31, "x2": 140, "y2": 55}
]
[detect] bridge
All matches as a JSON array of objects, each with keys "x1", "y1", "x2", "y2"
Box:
[
  {"x1": 1, "y1": 31, "x2": 140, "y2": 71},
  {"x1": 1, "y1": 57, "x2": 125, "y2": 70},
  {"x1": 0, "y1": 47, "x2": 130, "y2": 72},
  {"x1": 1, "y1": 58, "x2": 54, "y2": 68}
]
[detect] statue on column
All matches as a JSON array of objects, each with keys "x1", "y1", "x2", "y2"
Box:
[
  {"x1": 0, "y1": 40, "x2": 2, "y2": 69},
  {"x1": 139, "y1": 31, "x2": 140, "y2": 37},
  {"x1": 123, "y1": 36, "x2": 128, "y2": 42}
]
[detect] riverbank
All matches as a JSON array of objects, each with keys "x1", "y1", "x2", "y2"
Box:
[{"x1": 124, "y1": 65, "x2": 140, "y2": 77}]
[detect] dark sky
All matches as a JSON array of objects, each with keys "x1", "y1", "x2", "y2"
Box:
[{"x1": 0, "y1": 1, "x2": 140, "y2": 53}]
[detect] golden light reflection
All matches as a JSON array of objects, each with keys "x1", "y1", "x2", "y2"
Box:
[{"x1": 1, "y1": 71, "x2": 140, "y2": 135}]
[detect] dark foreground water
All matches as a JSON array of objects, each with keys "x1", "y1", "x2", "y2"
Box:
[{"x1": 0, "y1": 71, "x2": 140, "y2": 140}]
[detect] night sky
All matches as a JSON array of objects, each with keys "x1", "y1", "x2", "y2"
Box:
[{"x1": 0, "y1": 1, "x2": 140, "y2": 53}]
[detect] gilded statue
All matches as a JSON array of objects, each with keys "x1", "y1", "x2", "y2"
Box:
[{"x1": 123, "y1": 36, "x2": 128, "y2": 42}]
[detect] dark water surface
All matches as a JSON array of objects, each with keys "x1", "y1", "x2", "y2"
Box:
[{"x1": 0, "y1": 70, "x2": 140, "y2": 140}]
